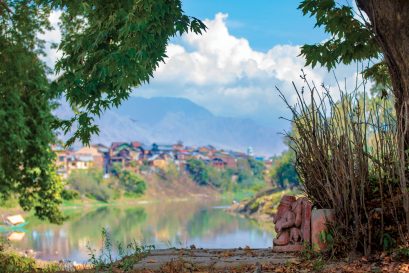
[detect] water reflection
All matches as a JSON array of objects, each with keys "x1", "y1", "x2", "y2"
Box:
[{"x1": 7, "y1": 200, "x2": 273, "y2": 262}]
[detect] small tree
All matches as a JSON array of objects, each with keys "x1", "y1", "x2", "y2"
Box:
[
  {"x1": 186, "y1": 159, "x2": 209, "y2": 186},
  {"x1": 269, "y1": 151, "x2": 299, "y2": 188},
  {"x1": 119, "y1": 170, "x2": 146, "y2": 196}
]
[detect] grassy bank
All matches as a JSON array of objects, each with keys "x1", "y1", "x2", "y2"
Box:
[{"x1": 228, "y1": 188, "x2": 301, "y2": 221}]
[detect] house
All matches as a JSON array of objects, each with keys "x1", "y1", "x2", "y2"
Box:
[
  {"x1": 151, "y1": 143, "x2": 174, "y2": 155},
  {"x1": 109, "y1": 142, "x2": 142, "y2": 171},
  {"x1": 210, "y1": 154, "x2": 237, "y2": 169},
  {"x1": 71, "y1": 154, "x2": 94, "y2": 169},
  {"x1": 211, "y1": 157, "x2": 226, "y2": 169},
  {"x1": 75, "y1": 145, "x2": 107, "y2": 170},
  {"x1": 147, "y1": 154, "x2": 171, "y2": 169},
  {"x1": 172, "y1": 141, "x2": 184, "y2": 151},
  {"x1": 221, "y1": 155, "x2": 237, "y2": 169},
  {"x1": 53, "y1": 145, "x2": 73, "y2": 178}
]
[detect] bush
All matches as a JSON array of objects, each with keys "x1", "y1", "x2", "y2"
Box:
[
  {"x1": 61, "y1": 189, "x2": 80, "y2": 201},
  {"x1": 67, "y1": 169, "x2": 114, "y2": 202},
  {"x1": 186, "y1": 159, "x2": 209, "y2": 186},
  {"x1": 269, "y1": 150, "x2": 299, "y2": 188},
  {"x1": 279, "y1": 72, "x2": 408, "y2": 255},
  {"x1": 119, "y1": 170, "x2": 147, "y2": 196}
]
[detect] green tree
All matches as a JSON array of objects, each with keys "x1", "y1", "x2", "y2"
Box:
[
  {"x1": 186, "y1": 159, "x2": 209, "y2": 186},
  {"x1": 67, "y1": 169, "x2": 113, "y2": 202},
  {"x1": 0, "y1": 0, "x2": 205, "y2": 222},
  {"x1": 0, "y1": 1, "x2": 63, "y2": 223},
  {"x1": 247, "y1": 158, "x2": 264, "y2": 180},
  {"x1": 269, "y1": 150, "x2": 299, "y2": 188},
  {"x1": 118, "y1": 170, "x2": 146, "y2": 196}
]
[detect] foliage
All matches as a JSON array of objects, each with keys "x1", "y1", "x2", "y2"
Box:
[
  {"x1": 67, "y1": 169, "x2": 113, "y2": 202},
  {"x1": 247, "y1": 158, "x2": 264, "y2": 180},
  {"x1": 278, "y1": 73, "x2": 407, "y2": 255},
  {"x1": 0, "y1": 0, "x2": 205, "y2": 222},
  {"x1": 110, "y1": 163, "x2": 147, "y2": 196},
  {"x1": 87, "y1": 228, "x2": 154, "y2": 272},
  {"x1": 186, "y1": 158, "x2": 266, "y2": 198},
  {"x1": 119, "y1": 170, "x2": 146, "y2": 196},
  {"x1": 298, "y1": 0, "x2": 388, "y2": 86},
  {"x1": 269, "y1": 150, "x2": 299, "y2": 188},
  {"x1": 0, "y1": 1, "x2": 64, "y2": 223},
  {"x1": 52, "y1": 0, "x2": 206, "y2": 146},
  {"x1": 61, "y1": 188, "x2": 80, "y2": 201},
  {"x1": 0, "y1": 239, "x2": 60, "y2": 273},
  {"x1": 186, "y1": 159, "x2": 210, "y2": 186},
  {"x1": 0, "y1": 195, "x2": 19, "y2": 208}
]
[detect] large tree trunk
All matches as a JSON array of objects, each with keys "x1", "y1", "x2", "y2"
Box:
[{"x1": 356, "y1": 0, "x2": 409, "y2": 235}]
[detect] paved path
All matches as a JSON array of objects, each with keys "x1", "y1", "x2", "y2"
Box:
[{"x1": 133, "y1": 248, "x2": 297, "y2": 271}]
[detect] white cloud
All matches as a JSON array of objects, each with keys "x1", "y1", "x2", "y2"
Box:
[
  {"x1": 38, "y1": 11, "x2": 62, "y2": 73},
  {"x1": 136, "y1": 13, "x2": 359, "y2": 125}
]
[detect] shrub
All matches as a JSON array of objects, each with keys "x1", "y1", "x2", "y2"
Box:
[
  {"x1": 278, "y1": 72, "x2": 408, "y2": 255},
  {"x1": 67, "y1": 169, "x2": 113, "y2": 202},
  {"x1": 61, "y1": 189, "x2": 80, "y2": 201},
  {"x1": 269, "y1": 150, "x2": 299, "y2": 188},
  {"x1": 186, "y1": 159, "x2": 209, "y2": 186},
  {"x1": 119, "y1": 170, "x2": 147, "y2": 196},
  {"x1": 87, "y1": 228, "x2": 154, "y2": 272}
]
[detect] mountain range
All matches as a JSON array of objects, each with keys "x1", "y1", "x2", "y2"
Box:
[{"x1": 55, "y1": 97, "x2": 283, "y2": 156}]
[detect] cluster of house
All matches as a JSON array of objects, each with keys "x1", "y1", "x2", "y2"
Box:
[{"x1": 53, "y1": 141, "x2": 263, "y2": 179}]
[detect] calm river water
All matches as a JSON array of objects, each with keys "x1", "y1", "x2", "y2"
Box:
[{"x1": 5, "y1": 200, "x2": 273, "y2": 263}]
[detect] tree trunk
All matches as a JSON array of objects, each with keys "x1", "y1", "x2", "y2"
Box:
[{"x1": 356, "y1": 0, "x2": 409, "y2": 235}]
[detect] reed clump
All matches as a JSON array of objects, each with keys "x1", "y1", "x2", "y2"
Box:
[{"x1": 278, "y1": 71, "x2": 409, "y2": 255}]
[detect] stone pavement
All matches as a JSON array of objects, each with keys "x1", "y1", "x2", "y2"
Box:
[{"x1": 133, "y1": 248, "x2": 298, "y2": 271}]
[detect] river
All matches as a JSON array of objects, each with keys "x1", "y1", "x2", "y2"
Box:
[{"x1": 4, "y1": 200, "x2": 274, "y2": 263}]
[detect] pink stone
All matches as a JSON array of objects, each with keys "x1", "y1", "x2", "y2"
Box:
[
  {"x1": 311, "y1": 209, "x2": 335, "y2": 251},
  {"x1": 272, "y1": 196, "x2": 313, "y2": 252}
]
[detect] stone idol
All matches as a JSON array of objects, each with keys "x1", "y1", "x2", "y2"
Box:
[{"x1": 272, "y1": 195, "x2": 312, "y2": 252}]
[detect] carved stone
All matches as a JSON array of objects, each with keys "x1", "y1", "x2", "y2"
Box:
[{"x1": 272, "y1": 195, "x2": 312, "y2": 252}]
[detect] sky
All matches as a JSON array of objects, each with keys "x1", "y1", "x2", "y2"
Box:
[{"x1": 132, "y1": 1, "x2": 360, "y2": 128}]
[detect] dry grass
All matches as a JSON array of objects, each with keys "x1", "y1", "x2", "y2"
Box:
[{"x1": 277, "y1": 71, "x2": 409, "y2": 255}]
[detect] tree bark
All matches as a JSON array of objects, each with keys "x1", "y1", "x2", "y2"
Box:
[{"x1": 356, "y1": 0, "x2": 409, "y2": 235}]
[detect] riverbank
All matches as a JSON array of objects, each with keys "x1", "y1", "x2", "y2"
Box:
[{"x1": 227, "y1": 188, "x2": 301, "y2": 222}]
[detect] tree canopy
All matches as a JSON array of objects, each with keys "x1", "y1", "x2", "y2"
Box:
[
  {"x1": 298, "y1": 0, "x2": 388, "y2": 87},
  {"x1": 0, "y1": 0, "x2": 205, "y2": 222}
]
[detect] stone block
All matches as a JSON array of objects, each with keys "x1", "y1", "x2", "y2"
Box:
[
  {"x1": 311, "y1": 209, "x2": 335, "y2": 251},
  {"x1": 272, "y1": 244, "x2": 304, "y2": 252}
]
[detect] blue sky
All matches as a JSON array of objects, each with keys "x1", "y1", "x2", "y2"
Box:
[{"x1": 181, "y1": 0, "x2": 327, "y2": 51}]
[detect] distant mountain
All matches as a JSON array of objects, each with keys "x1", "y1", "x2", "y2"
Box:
[{"x1": 55, "y1": 97, "x2": 282, "y2": 155}]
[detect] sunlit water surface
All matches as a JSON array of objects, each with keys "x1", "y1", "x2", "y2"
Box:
[{"x1": 5, "y1": 200, "x2": 273, "y2": 263}]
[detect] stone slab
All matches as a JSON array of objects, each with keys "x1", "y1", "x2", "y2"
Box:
[
  {"x1": 133, "y1": 248, "x2": 298, "y2": 270},
  {"x1": 272, "y1": 244, "x2": 304, "y2": 252}
]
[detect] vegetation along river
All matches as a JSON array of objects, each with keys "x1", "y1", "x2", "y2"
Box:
[{"x1": 3, "y1": 200, "x2": 274, "y2": 263}]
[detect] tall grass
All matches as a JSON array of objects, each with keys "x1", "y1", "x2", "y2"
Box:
[{"x1": 278, "y1": 71, "x2": 408, "y2": 255}]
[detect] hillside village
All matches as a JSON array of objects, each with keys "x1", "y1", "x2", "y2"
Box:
[{"x1": 53, "y1": 141, "x2": 271, "y2": 179}]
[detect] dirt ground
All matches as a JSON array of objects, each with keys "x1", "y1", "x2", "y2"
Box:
[{"x1": 56, "y1": 248, "x2": 409, "y2": 273}]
